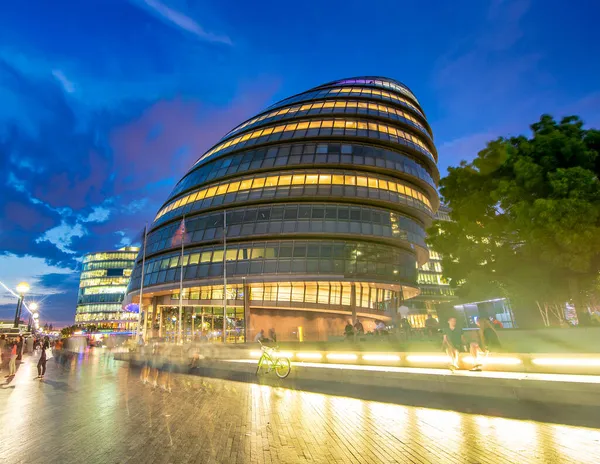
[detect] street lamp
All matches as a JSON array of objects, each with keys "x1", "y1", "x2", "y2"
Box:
[
  {"x1": 13, "y1": 281, "x2": 30, "y2": 328},
  {"x1": 28, "y1": 302, "x2": 39, "y2": 332}
]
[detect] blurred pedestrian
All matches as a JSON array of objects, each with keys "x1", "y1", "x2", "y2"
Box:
[
  {"x1": 469, "y1": 319, "x2": 502, "y2": 371},
  {"x1": 354, "y1": 319, "x2": 364, "y2": 336},
  {"x1": 344, "y1": 320, "x2": 354, "y2": 340},
  {"x1": 37, "y1": 336, "x2": 50, "y2": 379},
  {"x1": 16, "y1": 335, "x2": 24, "y2": 361},
  {"x1": 8, "y1": 341, "x2": 17, "y2": 377},
  {"x1": 268, "y1": 328, "x2": 277, "y2": 343},
  {"x1": 0, "y1": 334, "x2": 6, "y2": 372},
  {"x1": 254, "y1": 329, "x2": 265, "y2": 343},
  {"x1": 425, "y1": 314, "x2": 439, "y2": 339}
]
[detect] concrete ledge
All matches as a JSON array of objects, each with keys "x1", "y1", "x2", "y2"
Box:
[{"x1": 115, "y1": 352, "x2": 600, "y2": 408}]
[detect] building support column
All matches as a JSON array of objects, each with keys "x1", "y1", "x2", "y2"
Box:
[
  {"x1": 243, "y1": 278, "x2": 250, "y2": 343},
  {"x1": 350, "y1": 283, "x2": 357, "y2": 324},
  {"x1": 158, "y1": 306, "x2": 163, "y2": 338}
]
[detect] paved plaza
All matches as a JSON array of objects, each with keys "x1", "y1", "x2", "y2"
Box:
[{"x1": 1, "y1": 351, "x2": 600, "y2": 464}]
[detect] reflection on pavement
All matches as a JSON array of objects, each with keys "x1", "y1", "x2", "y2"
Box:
[{"x1": 1, "y1": 349, "x2": 599, "y2": 463}]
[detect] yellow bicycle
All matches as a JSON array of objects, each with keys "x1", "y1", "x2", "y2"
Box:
[{"x1": 255, "y1": 340, "x2": 291, "y2": 379}]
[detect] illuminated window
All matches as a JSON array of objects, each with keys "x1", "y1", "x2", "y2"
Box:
[{"x1": 155, "y1": 171, "x2": 433, "y2": 221}]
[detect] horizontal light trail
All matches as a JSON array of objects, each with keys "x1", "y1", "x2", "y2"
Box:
[
  {"x1": 226, "y1": 359, "x2": 600, "y2": 384},
  {"x1": 532, "y1": 358, "x2": 600, "y2": 367},
  {"x1": 362, "y1": 354, "x2": 401, "y2": 362},
  {"x1": 462, "y1": 356, "x2": 522, "y2": 366}
]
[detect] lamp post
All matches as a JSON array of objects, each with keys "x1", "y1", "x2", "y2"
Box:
[{"x1": 13, "y1": 282, "x2": 30, "y2": 328}]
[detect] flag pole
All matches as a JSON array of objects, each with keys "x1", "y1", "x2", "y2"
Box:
[
  {"x1": 222, "y1": 209, "x2": 227, "y2": 344},
  {"x1": 136, "y1": 224, "x2": 148, "y2": 342},
  {"x1": 178, "y1": 215, "x2": 185, "y2": 344}
]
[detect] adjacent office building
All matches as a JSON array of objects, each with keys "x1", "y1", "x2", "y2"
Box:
[
  {"x1": 407, "y1": 205, "x2": 456, "y2": 327},
  {"x1": 75, "y1": 247, "x2": 139, "y2": 331},
  {"x1": 127, "y1": 76, "x2": 440, "y2": 341}
]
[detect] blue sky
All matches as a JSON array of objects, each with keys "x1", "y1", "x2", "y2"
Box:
[{"x1": 1, "y1": 0, "x2": 599, "y2": 325}]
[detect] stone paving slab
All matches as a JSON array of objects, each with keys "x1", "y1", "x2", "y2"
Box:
[{"x1": 1, "y1": 351, "x2": 600, "y2": 463}]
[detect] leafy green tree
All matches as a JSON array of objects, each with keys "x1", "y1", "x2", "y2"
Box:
[{"x1": 428, "y1": 115, "x2": 600, "y2": 326}]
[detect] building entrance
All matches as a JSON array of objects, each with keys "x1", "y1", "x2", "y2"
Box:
[{"x1": 157, "y1": 305, "x2": 245, "y2": 343}]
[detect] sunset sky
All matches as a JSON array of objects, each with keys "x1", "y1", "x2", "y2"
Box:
[{"x1": 1, "y1": 0, "x2": 599, "y2": 325}]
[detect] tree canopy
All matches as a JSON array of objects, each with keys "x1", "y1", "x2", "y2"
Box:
[{"x1": 428, "y1": 115, "x2": 600, "y2": 326}]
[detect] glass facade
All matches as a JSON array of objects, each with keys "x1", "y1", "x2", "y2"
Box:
[
  {"x1": 127, "y1": 76, "x2": 440, "y2": 341},
  {"x1": 75, "y1": 246, "x2": 139, "y2": 330},
  {"x1": 408, "y1": 205, "x2": 456, "y2": 327}
]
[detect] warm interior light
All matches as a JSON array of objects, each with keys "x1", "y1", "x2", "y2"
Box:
[
  {"x1": 362, "y1": 354, "x2": 401, "y2": 362},
  {"x1": 296, "y1": 352, "x2": 323, "y2": 360},
  {"x1": 326, "y1": 353, "x2": 358, "y2": 361},
  {"x1": 532, "y1": 358, "x2": 600, "y2": 367}
]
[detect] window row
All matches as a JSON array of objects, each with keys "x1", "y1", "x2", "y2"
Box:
[
  {"x1": 172, "y1": 141, "x2": 436, "y2": 199},
  {"x1": 80, "y1": 285, "x2": 128, "y2": 296},
  {"x1": 79, "y1": 276, "x2": 131, "y2": 289},
  {"x1": 130, "y1": 241, "x2": 416, "y2": 289},
  {"x1": 146, "y1": 212, "x2": 426, "y2": 254},
  {"x1": 268, "y1": 86, "x2": 425, "y2": 120},
  {"x1": 83, "y1": 252, "x2": 138, "y2": 263},
  {"x1": 419, "y1": 286, "x2": 455, "y2": 297},
  {"x1": 156, "y1": 185, "x2": 432, "y2": 228},
  {"x1": 327, "y1": 78, "x2": 419, "y2": 105},
  {"x1": 76, "y1": 303, "x2": 123, "y2": 314},
  {"x1": 251, "y1": 282, "x2": 398, "y2": 311},
  {"x1": 78, "y1": 294, "x2": 125, "y2": 305},
  {"x1": 150, "y1": 203, "x2": 425, "y2": 246},
  {"x1": 417, "y1": 271, "x2": 449, "y2": 286},
  {"x1": 157, "y1": 171, "x2": 432, "y2": 221},
  {"x1": 137, "y1": 259, "x2": 416, "y2": 290},
  {"x1": 75, "y1": 312, "x2": 137, "y2": 322},
  {"x1": 196, "y1": 117, "x2": 434, "y2": 166},
  {"x1": 167, "y1": 281, "x2": 399, "y2": 312},
  {"x1": 83, "y1": 260, "x2": 137, "y2": 271},
  {"x1": 419, "y1": 261, "x2": 443, "y2": 273},
  {"x1": 223, "y1": 99, "x2": 430, "y2": 142},
  {"x1": 142, "y1": 240, "x2": 415, "y2": 273}
]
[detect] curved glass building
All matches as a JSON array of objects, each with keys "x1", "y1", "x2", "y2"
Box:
[
  {"x1": 127, "y1": 76, "x2": 439, "y2": 341},
  {"x1": 76, "y1": 247, "x2": 139, "y2": 331}
]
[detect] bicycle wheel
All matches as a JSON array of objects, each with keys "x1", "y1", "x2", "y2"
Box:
[{"x1": 274, "y1": 357, "x2": 291, "y2": 379}]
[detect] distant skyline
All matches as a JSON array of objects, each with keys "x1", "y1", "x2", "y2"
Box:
[{"x1": 1, "y1": 0, "x2": 599, "y2": 325}]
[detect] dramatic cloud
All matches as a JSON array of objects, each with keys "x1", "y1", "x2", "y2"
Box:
[
  {"x1": 52, "y1": 69, "x2": 75, "y2": 94},
  {"x1": 135, "y1": 0, "x2": 232, "y2": 45},
  {"x1": 36, "y1": 222, "x2": 87, "y2": 254}
]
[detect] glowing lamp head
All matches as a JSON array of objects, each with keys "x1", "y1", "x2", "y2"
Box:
[
  {"x1": 33, "y1": 313, "x2": 39, "y2": 319},
  {"x1": 16, "y1": 282, "x2": 30, "y2": 294},
  {"x1": 29, "y1": 302, "x2": 39, "y2": 311}
]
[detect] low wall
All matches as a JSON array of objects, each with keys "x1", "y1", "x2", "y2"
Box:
[
  {"x1": 495, "y1": 327, "x2": 600, "y2": 353},
  {"x1": 320, "y1": 326, "x2": 600, "y2": 353}
]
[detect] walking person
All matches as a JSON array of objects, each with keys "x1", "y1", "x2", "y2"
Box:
[
  {"x1": 37, "y1": 336, "x2": 50, "y2": 379},
  {"x1": 8, "y1": 340, "x2": 18, "y2": 378},
  {"x1": 16, "y1": 335, "x2": 24, "y2": 361},
  {"x1": 0, "y1": 334, "x2": 6, "y2": 372}
]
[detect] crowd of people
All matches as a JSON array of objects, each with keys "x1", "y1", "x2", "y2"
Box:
[{"x1": 0, "y1": 334, "x2": 53, "y2": 380}]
